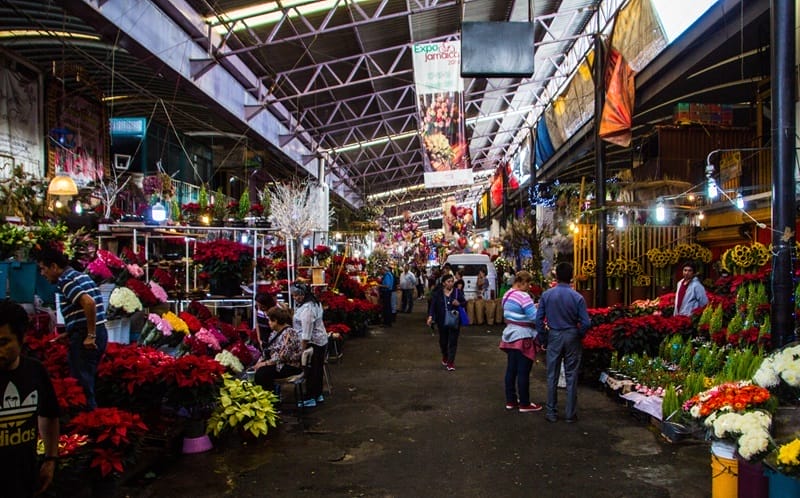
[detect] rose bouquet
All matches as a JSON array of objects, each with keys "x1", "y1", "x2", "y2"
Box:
[{"x1": 107, "y1": 286, "x2": 143, "y2": 318}]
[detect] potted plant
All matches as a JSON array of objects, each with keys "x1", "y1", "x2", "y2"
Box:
[
  {"x1": 192, "y1": 238, "x2": 254, "y2": 296},
  {"x1": 206, "y1": 374, "x2": 279, "y2": 441},
  {"x1": 211, "y1": 187, "x2": 228, "y2": 226},
  {"x1": 254, "y1": 186, "x2": 271, "y2": 227}
]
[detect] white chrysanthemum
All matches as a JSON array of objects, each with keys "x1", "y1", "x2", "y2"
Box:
[
  {"x1": 737, "y1": 429, "x2": 770, "y2": 460},
  {"x1": 690, "y1": 405, "x2": 702, "y2": 418},
  {"x1": 752, "y1": 357, "x2": 780, "y2": 388}
]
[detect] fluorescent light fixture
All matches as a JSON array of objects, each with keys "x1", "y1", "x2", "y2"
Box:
[
  {"x1": 0, "y1": 30, "x2": 101, "y2": 41},
  {"x1": 327, "y1": 130, "x2": 418, "y2": 154},
  {"x1": 101, "y1": 95, "x2": 131, "y2": 103},
  {"x1": 209, "y1": 0, "x2": 371, "y2": 33}
]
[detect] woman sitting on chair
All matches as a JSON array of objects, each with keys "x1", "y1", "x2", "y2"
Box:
[{"x1": 253, "y1": 306, "x2": 303, "y2": 393}]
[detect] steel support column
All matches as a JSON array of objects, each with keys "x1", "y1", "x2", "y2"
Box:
[
  {"x1": 594, "y1": 34, "x2": 607, "y2": 307},
  {"x1": 770, "y1": 0, "x2": 797, "y2": 347}
]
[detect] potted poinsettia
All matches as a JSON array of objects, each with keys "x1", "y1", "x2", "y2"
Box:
[{"x1": 192, "y1": 238, "x2": 253, "y2": 296}]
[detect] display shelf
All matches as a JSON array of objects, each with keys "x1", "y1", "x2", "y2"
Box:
[{"x1": 97, "y1": 224, "x2": 287, "y2": 328}]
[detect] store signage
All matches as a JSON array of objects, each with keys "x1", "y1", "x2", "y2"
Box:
[{"x1": 110, "y1": 117, "x2": 147, "y2": 137}]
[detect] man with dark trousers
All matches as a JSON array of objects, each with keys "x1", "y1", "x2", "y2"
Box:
[{"x1": 535, "y1": 262, "x2": 591, "y2": 423}]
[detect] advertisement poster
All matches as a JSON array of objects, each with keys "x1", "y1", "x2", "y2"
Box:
[
  {"x1": 0, "y1": 65, "x2": 43, "y2": 177},
  {"x1": 411, "y1": 41, "x2": 472, "y2": 188}
]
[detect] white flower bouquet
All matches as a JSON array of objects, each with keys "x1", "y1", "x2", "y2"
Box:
[
  {"x1": 753, "y1": 344, "x2": 800, "y2": 389},
  {"x1": 108, "y1": 286, "x2": 143, "y2": 317},
  {"x1": 705, "y1": 409, "x2": 772, "y2": 460}
]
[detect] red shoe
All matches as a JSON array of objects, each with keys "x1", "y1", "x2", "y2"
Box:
[
  {"x1": 519, "y1": 403, "x2": 543, "y2": 413},
  {"x1": 441, "y1": 356, "x2": 448, "y2": 367},
  {"x1": 505, "y1": 402, "x2": 519, "y2": 410},
  {"x1": 446, "y1": 363, "x2": 455, "y2": 371}
]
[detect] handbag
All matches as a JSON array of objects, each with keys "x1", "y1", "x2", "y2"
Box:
[{"x1": 444, "y1": 298, "x2": 460, "y2": 328}]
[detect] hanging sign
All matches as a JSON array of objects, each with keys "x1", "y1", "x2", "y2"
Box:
[{"x1": 412, "y1": 41, "x2": 472, "y2": 188}]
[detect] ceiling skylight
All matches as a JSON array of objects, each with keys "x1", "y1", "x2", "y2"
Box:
[{"x1": 652, "y1": 0, "x2": 718, "y2": 43}]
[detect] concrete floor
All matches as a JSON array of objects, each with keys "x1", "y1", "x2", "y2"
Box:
[{"x1": 122, "y1": 306, "x2": 711, "y2": 498}]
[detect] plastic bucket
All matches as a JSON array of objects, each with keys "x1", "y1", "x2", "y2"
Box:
[
  {"x1": 737, "y1": 456, "x2": 767, "y2": 498},
  {"x1": 765, "y1": 467, "x2": 800, "y2": 498},
  {"x1": 711, "y1": 453, "x2": 738, "y2": 498}
]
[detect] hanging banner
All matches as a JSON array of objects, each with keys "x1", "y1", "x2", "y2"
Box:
[
  {"x1": 0, "y1": 65, "x2": 43, "y2": 178},
  {"x1": 412, "y1": 41, "x2": 472, "y2": 188}
]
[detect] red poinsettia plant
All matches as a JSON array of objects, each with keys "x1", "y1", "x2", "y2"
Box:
[
  {"x1": 162, "y1": 354, "x2": 225, "y2": 417},
  {"x1": 192, "y1": 238, "x2": 253, "y2": 282},
  {"x1": 67, "y1": 407, "x2": 148, "y2": 477}
]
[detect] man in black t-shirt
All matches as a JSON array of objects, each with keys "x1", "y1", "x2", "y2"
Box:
[{"x1": 0, "y1": 302, "x2": 60, "y2": 497}]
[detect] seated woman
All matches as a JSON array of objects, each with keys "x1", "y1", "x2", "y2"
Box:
[
  {"x1": 253, "y1": 305, "x2": 303, "y2": 393},
  {"x1": 254, "y1": 292, "x2": 277, "y2": 353}
]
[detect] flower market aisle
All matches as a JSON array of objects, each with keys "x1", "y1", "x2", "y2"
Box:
[{"x1": 121, "y1": 309, "x2": 710, "y2": 498}]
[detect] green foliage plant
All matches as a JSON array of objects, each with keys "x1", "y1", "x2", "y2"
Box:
[{"x1": 207, "y1": 375, "x2": 279, "y2": 439}]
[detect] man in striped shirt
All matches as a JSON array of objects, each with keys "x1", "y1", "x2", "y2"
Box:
[{"x1": 34, "y1": 244, "x2": 108, "y2": 410}]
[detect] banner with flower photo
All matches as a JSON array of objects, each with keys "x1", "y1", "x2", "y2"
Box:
[{"x1": 412, "y1": 41, "x2": 472, "y2": 188}]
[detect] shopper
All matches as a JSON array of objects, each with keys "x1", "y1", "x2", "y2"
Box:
[
  {"x1": 253, "y1": 305, "x2": 303, "y2": 393},
  {"x1": 476, "y1": 268, "x2": 489, "y2": 299},
  {"x1": 0, "y1": 301, "x2": 60, "y2": 497},
  {"x1": 254, "y1": 292, "x2": 277, "y2": 351},
  {"x1": 534, "y1": 262, "x2": 590, "y2": 423},
  {"x1": 499, "y1": 271, "x2": 542, "y2": 413},
  {"x1": 674, "y1": 261, "x2": 709, "y2": 316},
  {"x1": 33, "y1": 243, "x2": 108, "y2": 410},
  {"x1": 426, "y1": 273, "x2": 464, "y2": 371},
  {"x1": 291, "y1": 282, "x2": 328, "y2": 407},
  {"x1": 399, "y1": 264, "x2": 417, "y2": 313},
  {"x1": 379, "y1": 264, "x2": 395, "y2": 327},
  {"x1": 415, "y1": 268, "x2": 426, "y2": 301}
]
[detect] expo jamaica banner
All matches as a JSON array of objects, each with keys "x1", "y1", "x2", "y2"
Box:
[{"x1": 412, "y1": 41, "x2": 472, "y2": 189}]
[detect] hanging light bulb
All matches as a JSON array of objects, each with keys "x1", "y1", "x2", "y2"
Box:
[
  {"x1": 687, "y1": 193, "x2": 696, "y2": 202},
  {"x1": 707, "y1": 179, "x2": 718, "y2": 200},
  {"x1": 655, "y1": 200, "x2": 666, "y2": 222},
  {"x1": 151, "y1": 202, "x2": 167, "y2": 223},
  {"x1": 698, "y1": 211, "x2": 705, "y2": 220},
  {"x1": 74, "y1": 202, "x2": 83, "y2": 215},
  {"x1": 736, "y1": 192, "x2": 744, "y2": 209},
  {"x1": 616, "y1": 212, "x2": 625, "y2": 228}
]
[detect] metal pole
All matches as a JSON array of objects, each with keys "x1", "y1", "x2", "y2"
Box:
[
  {"x1": 770, "y1": 0, "x2": 797, "y2": 347},
  {"x1": 594, "y1": 33, "x2": 607, "y2": 307}
]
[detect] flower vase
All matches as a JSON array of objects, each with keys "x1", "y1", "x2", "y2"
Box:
[{"x1": 182, "y1": 418, "x2": 213, "y2": 454}]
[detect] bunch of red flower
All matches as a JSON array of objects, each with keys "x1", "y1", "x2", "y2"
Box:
[
  {"x1": 51, "y1": 377, "x2": 87, "y2": 412},
  {"x1": 67, "y1": 407, "x2": 148, "y2": 477},
  {"x1": 124, "y1": 277, "x2": 158, "y2": 306},
  {"x1": 314, "y1": 245, "x2": 332, "y2": 260},
  {"x1": 178, "y1": 311, "x2": 202, "y2": 333},
  {"x1": 582, "y1": 323, "x2": 614, "y2": 350},
  {"x1": 326, "y1": 322, "x2": 351, "y2": 337},
  {"x1": 682, "y1": 381, "x2": 771, "y2": 418},
  {"x1": 193, "y1": 239, "x2": 252, "y2": 264},
  {"x1": 97, "y1": 343, "x2": 172, "y2": 395},
  {"x1": 268, "y1": 244, "x2": 287, "y2": 258},
  {"x1": 151, "y1": 267, "x2": 177, "y2": 291}
]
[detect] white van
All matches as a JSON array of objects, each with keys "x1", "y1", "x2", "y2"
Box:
[{"x1": 444, "y1": 254, "x2": 497, "y2": 300}]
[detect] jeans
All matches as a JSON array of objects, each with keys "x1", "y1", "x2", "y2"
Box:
[
  {"x1": 401, "y1": 289, "x2": 414, "y2": 312},
  {"x1": 68, "y1": 324, "x2": 108, "y2": 410},
  {"x1": 545, "y1": 328, "x2": 582, "y2": 419},
  {"x1": 438, "y1": 325, "x2": 459, "y2": 363},
  {"x1": 380, "y1": 290, "x2": 393, "y2": 325},
  {"x1": 504, "y1": 349, "x2": 533, "y2": 405}
]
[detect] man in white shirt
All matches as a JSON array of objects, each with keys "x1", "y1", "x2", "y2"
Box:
[{"x1": 399, "y1": 265, "x2": 418, "y2": 313}]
